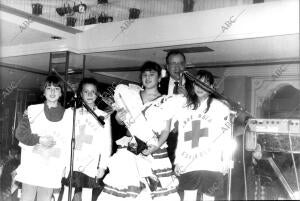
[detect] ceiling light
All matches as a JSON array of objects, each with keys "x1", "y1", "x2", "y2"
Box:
[
  {"x1": 66, "y1": 17, "x2": 77, "y2": 27},
  {"x1": 129, "y1": 8, "x2": 140, "y2": 19},
  {"x1": 32, "y1": 3, "x2": 43, "y2": 15},
  {"x1": 51, "y1": 36, "x2": 62, "y2": 40},
  {"x1": 74, "y1": 3, "x2": 87, "y2": 13},
  {"x1": 164, "y1": 46, "x2": 214, "y2": 53},
  {"x1": 98, "y1": 0, "x2": 108, "y2": 4}
]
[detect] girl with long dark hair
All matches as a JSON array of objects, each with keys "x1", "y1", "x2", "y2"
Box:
[{"x1": 174, "y1": 70, "x2": 232, "y2": 201}]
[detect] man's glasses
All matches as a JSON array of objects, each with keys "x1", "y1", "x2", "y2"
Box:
[{"x1": 168, "y1": 62, "x2": 185, "y2": 67}]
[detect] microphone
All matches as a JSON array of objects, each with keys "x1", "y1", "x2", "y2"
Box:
[
  {"x1": 179, "y1": 72, "x2": 184, "y2": 86},
  {"x1": 96, "y1": 92, "x2": 117, "y2": 119},
  {"x1": 51, "y1": 68, "x2": 105, "y2": 126},
  {"x1": 96, "y1": 92, "x2": 115, "y2": 108}
]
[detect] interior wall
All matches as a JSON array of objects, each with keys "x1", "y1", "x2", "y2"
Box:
[
  {"x1": 224, "y1": 76, "x2": 251, "y2": 111},
  {"x1": 221, "y1": 63, "x2": 300, "y2": 118},
  {"x1": 0, "y1": 89, "x2": 40, "y2": 152}
]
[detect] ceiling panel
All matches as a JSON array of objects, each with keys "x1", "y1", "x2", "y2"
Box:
[
  {"x1": 1, "y1": 33, "x2": 298, "y2": 75},
  {"x1": 83, "y1": 34, "x2": 299, "y2": 70},
  {"x1": 0, "y1": 53, "x2": 50, "y2": 71},
  {"x1": 0, "y1": 20, "x2": 53, "y2": 46}
]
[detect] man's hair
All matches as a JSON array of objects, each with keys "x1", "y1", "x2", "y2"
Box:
[{"x1": 165, "y1": 50, "x2": 186, "y2": 64}]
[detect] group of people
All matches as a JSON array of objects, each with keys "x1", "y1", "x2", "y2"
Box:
[{"x1": 12, "y1": 50, "x2": 233, "y2": 201}]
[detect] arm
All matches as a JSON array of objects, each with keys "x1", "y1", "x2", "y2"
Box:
[
  {"x1": 115, "y1": 108, "x2": 126, "y2": 125},
  {"x1": 156, "y1": 119, "x2": 171, "y2": 149},
  {"x1": 97, "y1": 116, "x2": 112, "y2": 179},
  {"x1": 174, "y1": 119, "x2": 186, "y2": 176},
  {"x1": 15, "y1": 112, "x2": 40, "y2": 146},
  {"x1": 142, "y1": 119, "x2": 171, "y2": 155},
  {"x1": 16, "y1": 109, "x2": 56, "y2": 147}
]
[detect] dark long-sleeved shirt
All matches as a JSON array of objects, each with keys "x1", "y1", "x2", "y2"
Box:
[
  {"x1": 15, "y1": 115, "x2": 39, "y2": 146},
  {"x1": 15, "y1": 102, "x2": 65, "y2": 146}
]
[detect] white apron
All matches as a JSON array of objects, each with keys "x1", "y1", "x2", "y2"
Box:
[{"x1": 15, "y1": 104, "x2": 71, "y2": 188}]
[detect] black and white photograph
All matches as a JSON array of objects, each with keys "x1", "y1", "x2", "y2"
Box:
[{"x1": 0, "y1": 0, "x2": 299, "y2": 200}]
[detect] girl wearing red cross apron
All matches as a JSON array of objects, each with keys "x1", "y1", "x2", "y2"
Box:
[
  {"x1": 174, "y1": 70, "x2": 232, "y2": 201},
  {"x1": 62, "y1": 78, "x2": 112, "y2": 201},
  {"x1": 15, "y1": 75, "x2": 72, "y2": 201}
]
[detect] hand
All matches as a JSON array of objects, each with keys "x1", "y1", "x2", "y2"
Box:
[
  {"x1": 96, "y1": 168, "x2": 106, "y2": 179},
  {"x1": 174, "y1": 164, "x2": 184, "y2": 176},
  {"x1": 73, "y1": 192, "x2": 82, "y2": 201},
  {"x1": 221, "y1": 161, "x2": 230, "y2": 175},
  {"x1": 10, "y1": 170, "x2": 18, "y2": 193},
  {"x1": 177, "y1": 86, "x2": 187, "y2": 96},
  {"x1": 103, "y1": 97, "x2": 115, "y2": 106},
  {"x1": 23, "y1": 109, "x2": 28, "y2": 117},
  {"x1": 62, "y1": 167, "x2": 67, "y2": 178},
  {"x1": 142, "y1": 144, "x2": 158, "y2": 156},
  {"x1": 115, "y1": 108, "x2": 127, "y2": 125},
  {"x1": 39, "y1": 135, "x2": 56, "y2": 148}
]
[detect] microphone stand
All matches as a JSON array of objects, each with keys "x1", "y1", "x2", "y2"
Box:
[
  {"x1": 183, "y1": 71, "x2": 252, "y2": 200},
  {"x1": 183, "y1": 71, "x2": 253, "y2": 116},
  {"x1": 69, "y1": 95, "x2": 77, "y2": 201},
  {"x1": 227, "y1": 110, "x2": 237, "y2": 201},
  {"x1": 51, "y1": 69, "x2": 105, "y2": 201}
]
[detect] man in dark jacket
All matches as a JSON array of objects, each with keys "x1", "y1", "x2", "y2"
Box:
[
  {"x1": 159, "y1": 50, "x2": 187, "y2": 96},
  {"x1": 159, "y1": 50, "x2": 187, "y2": 167}
]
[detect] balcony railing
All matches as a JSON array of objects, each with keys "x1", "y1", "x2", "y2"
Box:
[{"x1": 1, "y1": 0, "x2": 279, "y2": 27}]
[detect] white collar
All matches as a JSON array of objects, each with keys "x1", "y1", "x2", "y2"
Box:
[{"x1": 169, "y1": 77, "x2": 177, "y2": 83}]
